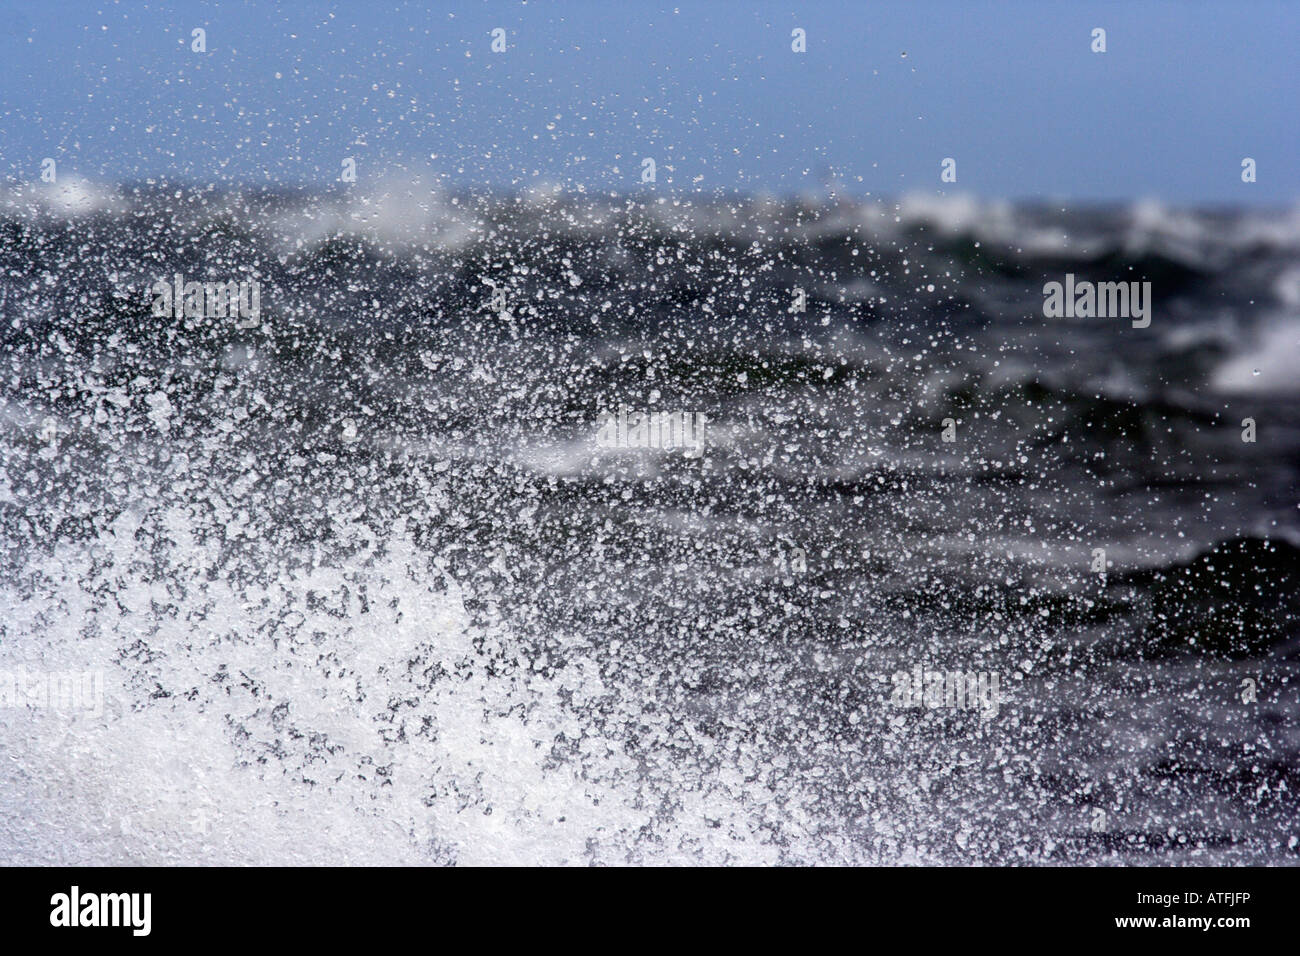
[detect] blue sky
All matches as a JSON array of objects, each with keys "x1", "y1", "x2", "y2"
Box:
[{"x1": 0, "y1": 0, "x2": 1296, "y2": 203}]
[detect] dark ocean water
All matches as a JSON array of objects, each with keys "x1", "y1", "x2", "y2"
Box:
[{"x1": 1, "y1": 180, "x2": 1297, "y2": 864}]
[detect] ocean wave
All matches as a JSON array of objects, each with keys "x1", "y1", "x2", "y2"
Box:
[{"x1": 3, "y1": 188, "x2": 1298, "y2": 863}]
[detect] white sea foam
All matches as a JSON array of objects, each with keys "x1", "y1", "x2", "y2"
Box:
[
  {"x1": 266, "y1": 170, "x2": 481, "y2": 254},
  {"x1": 0, "y1": 504, "x2": 849, "y2": 864},
  {"x1": 1212, "y1": 317, "x2": 1300, "y2": 394},
  {"x1": 0, "y1": 176, "x2": 126, "y2": 218}
]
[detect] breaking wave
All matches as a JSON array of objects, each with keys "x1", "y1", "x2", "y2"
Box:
[{"x1": 2, "y1": 183, "x2": 1298, "y2": 864}]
